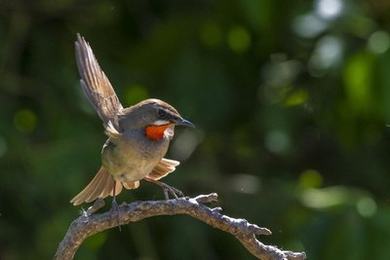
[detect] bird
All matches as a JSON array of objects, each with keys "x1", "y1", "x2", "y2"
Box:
[{"x1": 70, "y1": 34, "x2": 194, "y2": 206}]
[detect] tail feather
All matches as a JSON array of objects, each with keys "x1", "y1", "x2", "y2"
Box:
[
  {"x1": 99, "y1": 177, "x2": 122, "y2": 199},
  {"x1": 114, "y1": 180, "x2": 123, "y2": 195},
  {"x1": 123, "y1": 181, "x2": 140, "y2": 190},
  {"x1": 70, "y1": 167, "x2": 122, "y2": 206},
  {"x1": 92, "y1": 169, "x2": 112, "y2": 200},
  {"x1": 84, "y1": 167, "x2": 110, "y2": 202}
]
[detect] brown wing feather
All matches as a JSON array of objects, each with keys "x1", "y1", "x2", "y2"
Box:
[
  {"x1": 147, "y1": 158, "x2": 180, "y2": 180},
  {"x1": 75, "y1": 34, "x2": 123, "y2": 129}
]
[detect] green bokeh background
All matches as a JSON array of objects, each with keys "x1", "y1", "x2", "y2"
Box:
[{"x1": 1, "y1": 0, "x2": 390, "y2": 259}]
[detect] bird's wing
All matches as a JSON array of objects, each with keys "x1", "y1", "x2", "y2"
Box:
[
  {"x1": 147, "y1": 158, "x2": 180, "y2": 180},
  {"x1": 75, "y1": 34, "x2": 123, "y2": 129}
]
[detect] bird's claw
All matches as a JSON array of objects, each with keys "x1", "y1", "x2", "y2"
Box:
[
  {"x1": 144, "y1": 177, "x2": 185, "y2": 200},
  {"x1": 110, "y1": 197, "x2": 119, "y2": 211},
  {"x1": 152, "y1": 180, "x2": 184, "y2": 199},
  {"x1": 161, "y1": 183, "x2": 184, "y2": 199}
]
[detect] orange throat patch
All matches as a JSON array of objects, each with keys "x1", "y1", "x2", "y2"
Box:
[{"x1": 145, "y1": 124, "x2": 172, "y2": 141}]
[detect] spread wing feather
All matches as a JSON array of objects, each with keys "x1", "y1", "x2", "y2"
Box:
[
  {"x1": 147, "y1": 158, "x2": 180, "y2": 180},
  {"x1": 75, "y1": 33, "x2": 123, "y2": 129}
]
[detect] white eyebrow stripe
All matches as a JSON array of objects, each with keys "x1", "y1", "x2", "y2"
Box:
[{"x1": 153, "y1": 120, "x2": 170, "y2": 125}]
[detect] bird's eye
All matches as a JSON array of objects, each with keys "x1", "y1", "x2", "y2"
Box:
[{"x1": 158, "y1": 109, "x2": 168, "y2": 119}]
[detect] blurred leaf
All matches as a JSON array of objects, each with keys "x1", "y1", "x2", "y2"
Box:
[
  {"x1": 13, "y1": 109, "x2": 37, "y2": 133},
  {"x1": 284, "y1": 89, "x2": 308, "y2": 106},
  {"x1": 343, "y1": 51, "x2": 374, "y2": 113},
  {"x1": 298, "y1": 169, "x2": 323, "y2": 189},
  {"x1": 227, "y1": 25, "x2": 251, "y2": 53}
]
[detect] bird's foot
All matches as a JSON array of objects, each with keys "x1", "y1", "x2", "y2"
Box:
[
  {"x1": 161, "y1": 183, "x2": 184, "y2": 200},
  {"x1": 80, "y1": 208, "x2": 89, "y2": 222},
  {"x1": 144, "y1": 177, "x2": 184, "y2": 200}
]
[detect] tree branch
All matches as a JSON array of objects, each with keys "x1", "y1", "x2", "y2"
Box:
[{"x1": 55, "y1": 193, "x2": 306, "y2": 260}]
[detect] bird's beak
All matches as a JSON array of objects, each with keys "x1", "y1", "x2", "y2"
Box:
[{"x1": 175, "y1": 117, "x2": 195, "y2": 128}]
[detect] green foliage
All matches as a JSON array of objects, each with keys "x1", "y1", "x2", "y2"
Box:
[{"x1": 1, "y1": 0, "x2": 390, "y2": 259}]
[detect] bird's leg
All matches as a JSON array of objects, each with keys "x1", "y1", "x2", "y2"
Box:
[
  {"x1": 163, "y1": 189, "x2": 169, "y2": 200},
  {"x1": 111, "y1": 182, "x2": 121, "y2": 231},
  {"x1": 144, "y1": 177, "x2": 184, "y2": 199}
]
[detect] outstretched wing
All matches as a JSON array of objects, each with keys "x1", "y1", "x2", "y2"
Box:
[
  {"x1": 147, "y1": 158, "x2": 180, "y2": 180},
  {"x1": 75, "y1": 33, "x2": 123, "y2": 129}
]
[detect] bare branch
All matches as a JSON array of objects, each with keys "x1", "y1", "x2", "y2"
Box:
[{"x1": 55, "y1": 193, "x2": 306, "y2": 260}]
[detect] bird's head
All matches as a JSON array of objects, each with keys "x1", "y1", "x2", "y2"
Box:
[{"x1": 119, "y1": 99, "x2": 194, "y2": 141}]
